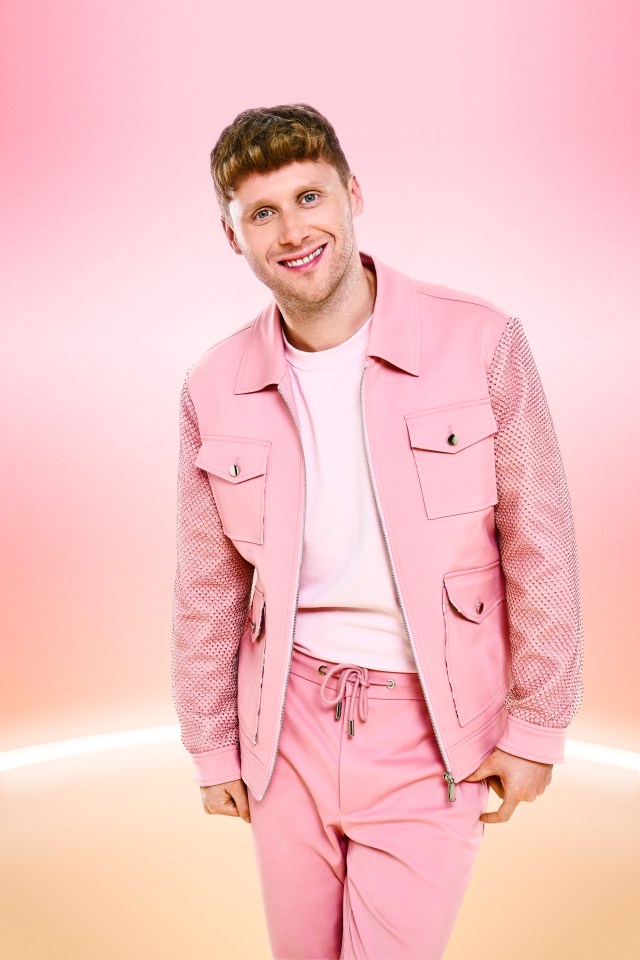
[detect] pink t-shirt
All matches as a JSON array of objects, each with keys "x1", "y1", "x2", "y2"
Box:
[{"x1": 281, "y1": 313, "x2": 417, "y2": 672}]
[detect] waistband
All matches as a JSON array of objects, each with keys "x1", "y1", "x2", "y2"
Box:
[{"x1": 289, "y1": 646, "x2": 424, "y2": 738}]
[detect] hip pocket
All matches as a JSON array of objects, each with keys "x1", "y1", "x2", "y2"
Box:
[
  {"x1": 237, "y1": 586, "x2": 267, "y2": 745},
  {"x1": 443, "y1": 560, "x2": 510, "y2": 726}
]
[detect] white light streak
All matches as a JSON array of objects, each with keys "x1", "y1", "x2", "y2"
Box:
[
  {"x1": 0, "y1": 725, "x2": 181, "y2": 773},
  {"x1": 564, "y1": 739, "x2": 640, "y2": 772},
  {"x1": 0, "y1": 728, "x2": 637, "y2": 774}
]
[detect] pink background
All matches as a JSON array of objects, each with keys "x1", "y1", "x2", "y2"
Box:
[{"x1": 1, "y1": 2, "x2": 638, "y2": 957}]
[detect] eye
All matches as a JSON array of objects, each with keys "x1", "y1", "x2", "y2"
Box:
[
  {"x1": 301, "y1": 192, "x2": 318, "y2": 203},
  {"x1": 254, "y1": 209, "x2": 272, "y2": 221}
]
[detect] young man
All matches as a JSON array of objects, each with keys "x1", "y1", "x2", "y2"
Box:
[{"x1": 172, "y1": 103, "x2": 583, "y2": 959}]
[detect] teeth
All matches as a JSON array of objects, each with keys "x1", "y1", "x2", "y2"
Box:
[{"x1": 282, "y1": 245, "x2": 324, "y2": 267}]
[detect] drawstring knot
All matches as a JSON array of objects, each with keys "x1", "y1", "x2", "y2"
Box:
[{"x1": 319, "y1": 663, "x2": 390, "y2": 736}]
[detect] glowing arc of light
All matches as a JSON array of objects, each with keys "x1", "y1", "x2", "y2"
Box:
[
  {"x1": 0, "y1": 727, "x2": 638, "y2": 774},
  {"x1": 0, "y1": 726, "x2": 180, "y2": 773}
]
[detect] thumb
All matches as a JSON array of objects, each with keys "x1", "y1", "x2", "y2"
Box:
[
  {"x1": 463, "y1": 760, "x2": 493, "y2": 782},
  {"x1": 463, "y1": 766, "x2": 485, "y2": 782}
]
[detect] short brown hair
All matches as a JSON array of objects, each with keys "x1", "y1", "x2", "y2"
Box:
[{"x1": 211, "y1": 103, "x2": 352, "y2": 222}]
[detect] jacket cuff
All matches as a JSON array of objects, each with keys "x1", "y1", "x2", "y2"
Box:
[
  {"x1": 191, "y1": 743, "x2": 242, "y2": 787},
  {"x1": 495, "y1": 714, "x2": 567, "y2": 765}
]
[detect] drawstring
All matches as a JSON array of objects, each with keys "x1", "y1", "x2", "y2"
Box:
[{"x1": 319, "y1": 663, "x2": 391, "y2": 736}]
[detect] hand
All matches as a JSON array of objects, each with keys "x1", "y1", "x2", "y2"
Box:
[
  {"x1": 463, "y1": 748, "x2": 553, "y2": 824},
  {"x1": 200, "y1": 778, "x2": 251, "y2": 823}
]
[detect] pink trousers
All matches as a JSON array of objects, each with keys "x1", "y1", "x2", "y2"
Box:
[{"x1": 247, "y1": 646, "x2": 489, "y2": 960}]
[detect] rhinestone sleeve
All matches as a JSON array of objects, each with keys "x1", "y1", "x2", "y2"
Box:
[
  {"x1": 171, "y1": 374, "x2": 254, "y2": 762},
  {"x1": 487, "y1": 316, "x2": 584, "y2": 729}
]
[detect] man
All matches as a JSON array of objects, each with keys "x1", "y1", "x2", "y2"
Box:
[{"x1": 172, "y1": 103, "x2": 583, "y2": 959}]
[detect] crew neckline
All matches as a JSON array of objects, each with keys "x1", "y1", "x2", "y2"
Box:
[{"x1": 282, "y1": 313, "x2": 373, "y2": 371}]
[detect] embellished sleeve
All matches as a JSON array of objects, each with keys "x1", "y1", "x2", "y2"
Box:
[
  {"x1": 487, "y1": 316, "x2": 584, "y2": 764},
  {"x1": 171, "y1": 373, "x2": 254, "y2": 786}
]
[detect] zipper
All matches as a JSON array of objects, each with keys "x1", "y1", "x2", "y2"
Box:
[
  {"x1": 262, "y1": 383, "x2": 308, "y2": 796},
  {"x1": 251, "y1": 640, "x2": 267, "y2": 746},
  {"x1": 359, "y1": 359, "x2": 457, "y2": 803},
  {"x1": 444, "y1": 771, "x2": 457, "y2": 802}
]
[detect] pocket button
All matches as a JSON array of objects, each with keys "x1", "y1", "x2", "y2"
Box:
[{"x1": 476, "y1": 600, "x2": 484, "y2": 614}]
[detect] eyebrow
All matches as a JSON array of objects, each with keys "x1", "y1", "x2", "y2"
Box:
[{"x1": 244, "y1": 183, "x2": 327, "y2": 216}]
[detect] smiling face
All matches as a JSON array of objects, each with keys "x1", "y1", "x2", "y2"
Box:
[{"x1": 221, "y1": 159, "x2": 364, "y2": 315}]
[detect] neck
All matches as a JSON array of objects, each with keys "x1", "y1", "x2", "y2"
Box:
[{"x1": 278, "y1": 254, "x2": 376, "y2": 353}]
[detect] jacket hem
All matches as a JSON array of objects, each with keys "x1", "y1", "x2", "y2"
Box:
[{"x1": 448, "y1": 707, "x2": 507, "y2": 781}]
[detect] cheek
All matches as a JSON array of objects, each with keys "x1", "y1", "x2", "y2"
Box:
[{"x1": 245, "y1": 246, "x2": 271, "y2": 274}]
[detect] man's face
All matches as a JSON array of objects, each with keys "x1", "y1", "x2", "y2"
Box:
[{"x1": 222, "y1": 159, "x2": 363, "y2": 311}]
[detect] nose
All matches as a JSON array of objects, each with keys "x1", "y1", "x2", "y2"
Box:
[{"x1": 277, "y1": 208, "x2": 311, "y2": 249}]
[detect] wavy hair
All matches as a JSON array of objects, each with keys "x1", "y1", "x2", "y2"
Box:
[{"x1": 211, "y1": 103, "x2": 352, "y2": 221}]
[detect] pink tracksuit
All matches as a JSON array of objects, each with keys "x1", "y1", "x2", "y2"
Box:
[
  {"x1": 245, "y1": 307, "x2": 487, "y2": 958},
  {"x1": 172, "y1": 249, "x2": 583, "y2": 958}
]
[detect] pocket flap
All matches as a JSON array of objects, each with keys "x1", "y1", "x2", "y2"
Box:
[
  {"x1": 406, "y1": 399, "x2": 497, "y2": 454},
  {"x1": 444, "y1": 561, "x2": 506, "y2": 623},
  {"x1": 195, "y1": 436, "x2": 270, "y2": 483},
  {"x1": 248, "y1": 586, "x2": 265, "y2": 640}
]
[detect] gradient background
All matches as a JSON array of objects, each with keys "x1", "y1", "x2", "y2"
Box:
[{"x1": 1, "y1": 2, "x2": 639, "y2": 958}]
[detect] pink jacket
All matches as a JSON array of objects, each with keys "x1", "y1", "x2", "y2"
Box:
[{"x1": 172, "y1": 249, "x2": 583, "y2": 803}]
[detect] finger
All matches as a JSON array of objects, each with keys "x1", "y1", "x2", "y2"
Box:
[
  {"x1": 486, "y1": 775, "x2": 504, "y2": 799},
  {"x1": 464, "y1": 773, "x2": 504, "y2": 797},
  {"x1": 228, "y1": 785, "x2": 252, "y2": 823},
  {"x1": 480, "y1": 794, "x2": 519, "y2": 824},
  {"x1": 202, "y1": 789, "x2": 240, "y2": 817},
  {"x1": 202, "y1": 796, "x2": 227, "y2": 815}
]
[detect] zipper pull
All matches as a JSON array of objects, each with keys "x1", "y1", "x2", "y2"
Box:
[{"x1": 443, "y1": 771, "x2": 457, "y2": 803}]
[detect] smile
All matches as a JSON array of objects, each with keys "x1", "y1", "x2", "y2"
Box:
[{"x1": 279, "y1": 244, "x2": 326, "y2": 269}]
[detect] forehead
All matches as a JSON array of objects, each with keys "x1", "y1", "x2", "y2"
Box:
[{"x1": 231, "y1": 159, "x2": 340, "y2": 208}]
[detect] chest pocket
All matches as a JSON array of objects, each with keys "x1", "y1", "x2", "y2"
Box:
[
  {"x1": 405, "y1": 398, "x2": 498, "y2": 519},
  {"x1": 195, "y1": 436, "x2": 271, "y2": 544}
]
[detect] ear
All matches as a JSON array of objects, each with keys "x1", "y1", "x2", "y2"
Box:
[
  {"x1": 348, "y1": 173, "x2": 365, "y2": 218},
  {"x1": 220, "y1": 215, "x2": 243, "y2": 255}
]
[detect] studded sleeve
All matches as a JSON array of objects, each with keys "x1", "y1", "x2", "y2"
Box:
[
  {"x1": 487, "y1": 316, "x2": 584, "y2": 764},
  {"x1": 171, "y1": 373, "x2": 254, "y2": 786}
]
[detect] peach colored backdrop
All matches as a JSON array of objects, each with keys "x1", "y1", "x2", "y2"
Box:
[{"x1": 1, "y1": 2, "x2": 638, "y2": 958}]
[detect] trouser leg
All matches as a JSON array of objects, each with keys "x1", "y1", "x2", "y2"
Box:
[
  {"x1": 247, "y1": 656, "x2": 347, "y2": 960},
  {"x1": 338, "y1": 691, "x2": 488, "y2": 959},
  {"x1": 247, "y1": 648, "x2": 489, "y2": 960}
]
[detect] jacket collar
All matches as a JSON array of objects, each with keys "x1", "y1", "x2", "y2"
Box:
[{"x1": 234, "y1": 249, "x2": 421, "y2": 394}]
